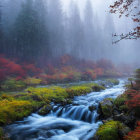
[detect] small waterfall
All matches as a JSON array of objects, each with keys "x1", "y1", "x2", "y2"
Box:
[
  {"x1": 6, "y1": 79, "x2": 125, "y2": 140},
  {"x1": 50, "y1": 105, "x2": 98, "y2": 123}
]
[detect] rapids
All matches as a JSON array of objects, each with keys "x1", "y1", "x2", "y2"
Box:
[{"x1": 6, "y1": 79, "x2": 126, "y2": 140}]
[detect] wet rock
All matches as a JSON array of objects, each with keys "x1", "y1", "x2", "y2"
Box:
[
  {"x1": 118, "y1": 126, "x2": 130, "y2": 138},
  {"x1": 113, "y1": 113, "x2": 136, "y2": 128},
  {"x1": 98, "y1": 98, "x2": 114, "y2": 119},
  {"x1": 38, "y1": 105, "x2": 52, "y2": 115},
  {"x1": 88, "y1": 105, "x2": 96, "y2": 112}
]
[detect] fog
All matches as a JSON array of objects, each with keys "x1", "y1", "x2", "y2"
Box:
[{"x1": 0, "y1": 0, "x2": 140, "y2": 67}]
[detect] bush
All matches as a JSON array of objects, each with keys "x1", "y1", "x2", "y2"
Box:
[{"x1": 124, "y1": 121, "x2": 140, "y2": 140}]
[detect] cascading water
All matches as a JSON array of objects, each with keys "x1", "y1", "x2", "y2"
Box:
[{"x1": 6, "y1": 79, "x2": 126, "y2": 140}]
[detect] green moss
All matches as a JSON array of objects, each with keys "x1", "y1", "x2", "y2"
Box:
[
  {"x1": 24, "y1": 77, "x2": 42, "y2": 86},
  {"x1": 0, "y1": 83, "x2": 105, "y2": 126},
  {"x1": 66, "y1": 86, "x2": 92, "y2": 98},
  {"x1": 96, "y1": 121, "x2": 123, "y2": 140},
  {"x1": 114, "y1": 94, "x2": 128, "y2": 112},
  {"x1": 26, "y1": 86, "x2": 68, "y2": 103},
  {"x1": 1, "y1": 79, "x2": 26, "y2": 91},
  {"x1": 106, "y1": 79, "x2": 119, "y2": 85},
  {"x1": 0, "y1": 99, "x2": 33, "y2": 125},
  {"x1": 80, "y1": 83, "x2": 105, "y2": 91},
  {"x1": 100, "y1": 98, "x2": 113, "y2": 118}
]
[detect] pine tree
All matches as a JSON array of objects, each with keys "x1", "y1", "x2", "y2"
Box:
[
  {"x1": 0, "y1": 2, "x2": 4, "y2": 53},
  {"x1": 68, "y1": 1, "x2": 84, "y2": 58},
  {"x1": 13, "y1": 0, "x2": 45, "y2": 61}
]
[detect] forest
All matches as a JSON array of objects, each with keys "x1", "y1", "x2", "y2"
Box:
[{"x1": 0, "y1": 0, "x2": 140, "y2": 140}]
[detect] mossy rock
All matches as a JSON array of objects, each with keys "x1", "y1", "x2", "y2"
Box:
[
  {"x1": 38, "y1": 105, "x2": 52, "y2": 115},
  {"x1": 99, "y1": 98, "x2": 114, "y2": 118},
  {"x1": 114, "y1": 94, "x2": 128, "y2": 112},
  {"x1": 95, "y1": 121, "x2": 129, "y2": 140}
]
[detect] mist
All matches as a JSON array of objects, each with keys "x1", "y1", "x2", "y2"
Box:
[{"x1": 0, "y1": 0, "x2": 140, "y2": 67}]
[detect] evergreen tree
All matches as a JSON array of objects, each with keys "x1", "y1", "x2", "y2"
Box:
[
  {"x1": 13, "y1": 0, "x2": 45, "y2": 61},
  {"x1": 47, "y1": 0, "x2": 64, "y2": 57},
  {"x1": 0, "y1": 2, "x2": 4, "y2": 53},
  {"x1": 83, "y1": 0, "x2": 95, "y2": 59},
  {"x1": 68, "y1": 1, "x2": 84, "y2": 58}
]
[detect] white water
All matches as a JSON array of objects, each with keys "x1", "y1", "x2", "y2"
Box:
[{"x1": 6, "y1": 79, "x2": 126, "y2": 140}]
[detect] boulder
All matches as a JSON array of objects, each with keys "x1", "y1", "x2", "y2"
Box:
[
  {"x1": 89, "y1": 105, "x2": 96, "y2": 112},
  {"x1": 113, "y1": 113, "x2": 136, "y2": 128},
  {"x1": 98, "y1": 98, "x2": 114, "y2": 119},
  {"x1": 38, "y1": 105, "x2": 52, "y2": 115}
]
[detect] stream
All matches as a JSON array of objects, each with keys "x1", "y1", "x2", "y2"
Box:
[{"x1": 6, "y1": 79, "x2": 126, "y2": 140}]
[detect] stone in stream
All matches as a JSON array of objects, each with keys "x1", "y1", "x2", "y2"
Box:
[
  {"x1": 38, "y1": 105, "x2": 53, "y2": 115},
  {"x1": 98, "y1": 98, "x2": 114, "y2": 119},
  {"x1": 88, "y1": 105, "x2": 96, "y2": 112}
]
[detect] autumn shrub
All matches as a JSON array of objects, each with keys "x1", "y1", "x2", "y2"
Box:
[
  {"x1": 1, "y1": 78, "x2": 26, "y2": 91},
  {"x1": 134, "y1": 69, "x2": 140, "y2": 89},
  {"x1": 0, "y1": 56, "x2": 25, "y2": 81},
  {"x1": 82, "y1": 69, "x2": 97, "y2": 80},
  {"x1": 125, "y1": 89, "x2": 140, "y2": 116},
  {"x1": 124, "y1": 121, "x2": 140, "y2": 140}
]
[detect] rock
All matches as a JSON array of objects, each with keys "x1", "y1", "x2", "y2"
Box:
[
  {"x1": 113, "y1": 113, "x2": 136, "y2": 129},
  {"x1": 89, "y1": 105, "x2": 96, "y2": 112},
  {"x1": 98, "y1": 98, "x2": 114, "y2": 119},
  {"x1": 38, "y1": 105, "x2": 52, "y2": 115},
  {"x1": 118, "y1": 126, "x2": 130, "y2": 138}
]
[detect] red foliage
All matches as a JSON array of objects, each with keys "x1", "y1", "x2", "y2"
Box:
[
  {"x1": 0, "y1": 56, "x2": 41, "y2": 81},
  {"x1": 0, "y1": 56, "x2": 25, "y2": 81},
  {"x1": 125, "y1": 89, "x2": 140, "y2": 108},
  {"x1": 0, "y1": 54, "x2": 120, "y2": 83},
  {"x1": 124, "y1": 121, "x2": 140, "y2": 140},
  {"x1": 110, "y1": 0, "x2": 140, "y2": 43}
]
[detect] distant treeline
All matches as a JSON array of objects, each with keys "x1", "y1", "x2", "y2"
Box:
[{"x1": 0, "y1": 0, "x2": 115, "y2": 62}]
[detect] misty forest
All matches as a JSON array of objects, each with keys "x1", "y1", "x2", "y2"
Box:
[{"x1": 0, "y1": 0, "x2": 140, "y2": 140}]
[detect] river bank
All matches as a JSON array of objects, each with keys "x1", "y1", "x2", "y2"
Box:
[{"x1": 0, "y1": 78, "x2": 125, "y2": 140}]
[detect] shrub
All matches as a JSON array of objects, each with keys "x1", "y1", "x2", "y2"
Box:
[{"x1": 124, "y1": 121, "x2": 140, "y2": 140}]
